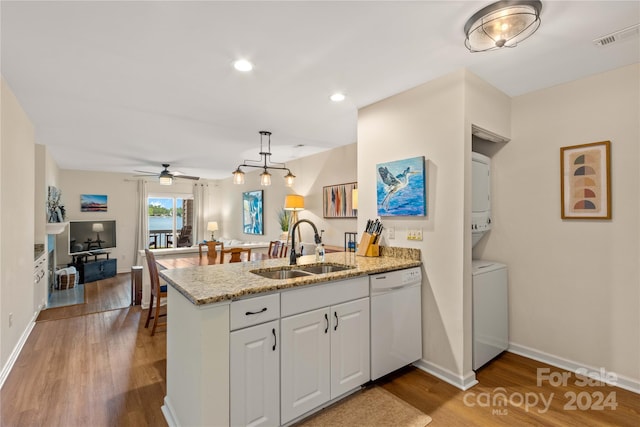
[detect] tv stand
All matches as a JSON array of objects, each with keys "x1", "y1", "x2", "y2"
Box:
[{"x1": 72, "y1": 251, "x2": 117, "y2": 284}]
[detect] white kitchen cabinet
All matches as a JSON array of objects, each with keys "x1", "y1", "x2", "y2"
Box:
[
  {"x1": 230, "y1": 319, "x2": 280, "y2": 427},
  {"x1": 330, "y1": 298, "x2": 370, "y2": 398},
  {"x1": 280, "y1": 307, "x2": 331, "y2": 424},
  {"x1": 280, "y1": 297, "x2": 370, "y2": 424}
]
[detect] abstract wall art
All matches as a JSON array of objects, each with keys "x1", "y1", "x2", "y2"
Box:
[
  {"x1": 323, "y1": 182, "x2": 357, "y2": 218},
  {"x1": 560, "y1": 141, "x2": 611, "y2": 219},
  {"x1": 243, "y1": 190, "x2": 264, "y2": 234},
  {"x1": 376, "y1": 156, "x2": 426, "y2": 216}
]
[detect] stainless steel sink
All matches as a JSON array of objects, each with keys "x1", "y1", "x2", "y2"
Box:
[
  {"x1": 251, "y1": 269, "x2": 313, "y2": 280},
  {"x1": 251, "y1": 263, "x2": 354, "y2": 279},
  {"x1": 296, "y1": 263, "x2": 355, "y2": 275}
]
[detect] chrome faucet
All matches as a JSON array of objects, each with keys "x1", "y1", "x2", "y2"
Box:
[{"x1": 289, "y1": 219, "x2": 322, "y2": 265}]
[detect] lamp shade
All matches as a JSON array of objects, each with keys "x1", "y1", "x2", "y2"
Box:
[
  {"x1": 92, "y1": 223, "x2": 104, "y2": 232},
  {"x1": 352, "y1": 188, "x2": 358, "y2": 210},
  {"x1": 207, "y1": 221, "x2": 219, "y2": 232},
  {"x1": 284, "y1": 194, "x2": 304, "y2": 211}
]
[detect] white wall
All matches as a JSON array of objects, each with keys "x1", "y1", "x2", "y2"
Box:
[
  {"x1": 358, "y1": 69, "x2": 511, "y2": 386},
  {"x1": 1, "y1": 78, "x2": 36, "y2": 371},
  {"x1": 477, "y1": 64, "x2": 640, "y2": 384},
  {"x1": 56, "y1": 170, "x2": 140, "y2": 272},
  {"x1": 216, "y1": 143, "x2": 358, "y2": 247}
]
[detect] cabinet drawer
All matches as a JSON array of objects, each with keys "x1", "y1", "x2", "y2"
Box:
[
  {"x1": 230, "y1": 293, "x2": 280, "y2": 331},
  {"x1": 281, "y1": 276, "x2": 369, "y2": 317}
]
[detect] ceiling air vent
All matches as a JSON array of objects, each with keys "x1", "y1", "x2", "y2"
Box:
[{"x1": 593, "y1": 23, "x2": 640, "y2": 47}]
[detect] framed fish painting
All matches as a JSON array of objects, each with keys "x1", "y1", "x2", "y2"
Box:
[
  {"x1": 323, "y1": 182, "x2": 357, "y2": 218},
  {"x1": 376, "y1": 156, "x2": 426, "y2": 216},
  {"x1": 560, "y1": 141, "x2": 611, "y2": 219}
]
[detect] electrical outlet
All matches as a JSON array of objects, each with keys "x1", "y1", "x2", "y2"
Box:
[
  {"x1": 407, "y1": 228, "x2": 423, "y2": 241},
  {"x1": 9, "y1": 313, "x2": 13, "y2": 327},
  {"x1": 387, "y1": 227, "x2": 395, "y2": 240}
]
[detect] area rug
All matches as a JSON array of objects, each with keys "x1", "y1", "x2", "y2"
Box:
[
  {"x1": 47, "y1": 283, "x2": 85, "y2": 308},
  {"x1": 296, "y1": 386, "x2": 432, "y2": 427}
]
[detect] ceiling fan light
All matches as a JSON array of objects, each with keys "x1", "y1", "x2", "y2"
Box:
[
  {"x1": 232, "y1": 167, "x2": 245, "y2": 185},
  {"x1": 260, "y1": 170, "x2": 272, "y2": 186},
  {"x1": 284, "y1": 171, "x2": 296, "y2": 187},
  {"x1": 159, "y1": 175, "x2": 173, "y2": 185},
  {"x1": 464, "y1": 0, "x2": 542, "y2": 52}
]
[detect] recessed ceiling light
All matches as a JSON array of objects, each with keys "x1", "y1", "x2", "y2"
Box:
[
  {"x1": 233, "y1": 59, "x2": 253, "y2": 72},
  {"x1": 330, "y1": 93, "x2": 346, "y2": 102}
]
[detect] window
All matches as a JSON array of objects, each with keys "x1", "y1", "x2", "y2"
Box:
[{"x1": 148, "y1": 194, "x2": 194, "y2": 249}]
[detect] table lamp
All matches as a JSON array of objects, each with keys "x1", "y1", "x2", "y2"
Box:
[
  {"x1": 284, "y1": 194, "x2": 304, "y2": 245},
  {"x1": 207, "y1": 221, "x2": 219, "y2": 241},
  {"x1": 92, "y1": 223, "x2": 104, "y2": 248},
  {"x1": 92, "y1": 223, "x2": 104, "y2": 239}
]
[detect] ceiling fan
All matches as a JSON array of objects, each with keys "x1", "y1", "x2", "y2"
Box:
[{"x1": 134, "y1": 163, "x2": 200, "y2": 185}]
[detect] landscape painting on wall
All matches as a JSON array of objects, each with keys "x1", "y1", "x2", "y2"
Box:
[
  {"x1": 376, "y1": 156, "x2": 426, "y2": 216},
  {"x1": 560, "y1": 140, "x2": 611, "y2": 219},
  {"x1": 243, "y1": 190, "x2": 264, "y2": 235},
  {"x1": 81, "y1": 194, "x2": 108, "y2": 212}
]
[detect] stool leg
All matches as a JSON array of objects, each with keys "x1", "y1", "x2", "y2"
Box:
[{"x1": 145, "y1": 296, "x2": 154, "y2": 328}]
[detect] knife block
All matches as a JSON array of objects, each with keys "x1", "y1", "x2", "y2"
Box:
[{"x1": 356, "y1": 232, "x2": 380, "y2": 257}]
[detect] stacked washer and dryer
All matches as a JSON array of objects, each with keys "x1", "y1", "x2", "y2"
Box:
[{"x1": 472, "y1": 152, "x2": 509, "y2": 370}]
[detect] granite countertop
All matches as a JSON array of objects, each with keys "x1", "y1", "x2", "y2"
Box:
[{"x1": 159, "y1": 249, "x2": 422, "y2": 306}]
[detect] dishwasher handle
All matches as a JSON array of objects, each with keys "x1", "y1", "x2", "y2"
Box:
[{"x1": 371, "y1": 282, "x2": 420, "y2": 294}]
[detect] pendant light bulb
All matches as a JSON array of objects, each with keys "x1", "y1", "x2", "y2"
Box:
[
  {"x1": 232, "y1": 167, "x2": 245, "y2": 185},
  {"x1": 284, "y1": 171, "x2": 296, "y2": 187},
  {"x1": 260, "y1": 170, "x2": 272, "y2": 186}
]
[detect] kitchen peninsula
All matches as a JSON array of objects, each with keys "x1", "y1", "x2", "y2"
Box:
[{"x1": 159, "y1": 249, "x2": 421, "y2": 427}]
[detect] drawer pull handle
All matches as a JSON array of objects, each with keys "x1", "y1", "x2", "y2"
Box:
[
  {"x1": 324, "y1": 313, "x2": 329, "y2": 334},
  {"x1": 272, "y1": 328, "x2": 277, "y2": 351},
  {"x1": 245, "y1": 307, "x2": 267, "y2": 316},
  {"x1": 334, "y1": 311, "x2": 339, "y2": 331}
]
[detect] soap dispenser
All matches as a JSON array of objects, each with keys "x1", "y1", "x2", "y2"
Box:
[{"x1": 317, "y1": 244, "x2": 325, "y2": 262}]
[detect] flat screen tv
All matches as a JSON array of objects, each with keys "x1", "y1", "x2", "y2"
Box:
[{"x1": 68, "y1": 220, "x2": 117, "y2": 255}]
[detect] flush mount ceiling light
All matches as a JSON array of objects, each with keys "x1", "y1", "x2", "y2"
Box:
[
  {"x1": 232, "y1": 131, "x2": 296, "y2": 187},
  {"x1": 233, "y1": 59, "x2": 253, "y2": 72},
  {"x1": 464, "y1": 0, "x2": 542, "y2": 52},
  {"x1": 330, "y1": 92, "x2": 346, "y2": 102}
]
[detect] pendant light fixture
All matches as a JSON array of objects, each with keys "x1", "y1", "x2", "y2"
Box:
[
  {"x1": 232, "y1": 131, "x2": 296, "y2": 187},
  {"x1": 464, "y1": 0, "x2": 542, "y2": 53}
]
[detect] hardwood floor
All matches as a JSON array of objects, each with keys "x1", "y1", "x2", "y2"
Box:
[
  {"x1": 3, "y1": 275, "x2": 638, "y2": 426},
  {"x1": 36, "y1": 273, "x2": 131, "y2": 322},
  {"x1": 379, "y1": 354, "x2": 640, "y2": 426},
  {"x1": 1, "y1": 307, "x2": 167, "y2": 427}
]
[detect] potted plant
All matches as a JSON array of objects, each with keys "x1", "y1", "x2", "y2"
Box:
[{"x1": 277, "y1": 209, "x2": 290, "y2": 240}]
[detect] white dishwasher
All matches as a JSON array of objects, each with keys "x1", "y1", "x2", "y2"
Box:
[{"x1": 370, "y1": 267, "x2": 422, "y2": 380}]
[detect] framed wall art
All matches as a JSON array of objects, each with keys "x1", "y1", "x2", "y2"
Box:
[
  {"x1": 376, "y1": 156, "x2": 426, "y2": 216},
  {"x1": 323, "y1": 182, "x2": 357, "y2": 218},
  {"x1": 560, "y1": 141, "x2": 611, "y2": 219},
  {"x1": 243, "y1": 190, "x2": 264, "y2": 234},
  {"x1": 81, "y1": 194, "x2": 108, "y2": 212}
]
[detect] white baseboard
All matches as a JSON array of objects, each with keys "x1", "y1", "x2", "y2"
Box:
[
  {"x1": 0, "y1": 309, "x2": 40, "y2": 389},
  {"x1": 161, "y1": 396, "x2": 179, "y2": 427},
  {"x1": 508, "y1": 342, "x2": 640, "y2": 394},
  {"x1": 413, "y1": 359, "x2": 478, "y2": 391}
]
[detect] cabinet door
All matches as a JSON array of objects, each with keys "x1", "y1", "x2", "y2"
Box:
[
  {"x1": 330, "y1": 297, "x2": 370, "y2": 399},
  {"x1": 230, "y1": 320, "x2": 279, "y2": 427},
  {"x1": 281, "y1": 308, "x2": 330, "y2": 424}
]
